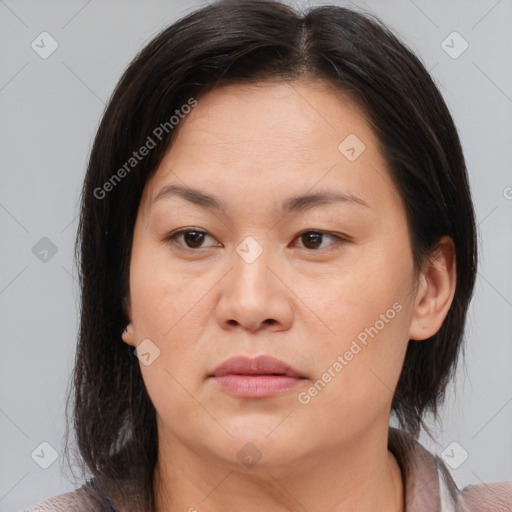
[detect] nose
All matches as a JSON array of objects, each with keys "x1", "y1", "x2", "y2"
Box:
[{"x1": 215, "y1": 242, "x2": 294, "y2": 333}]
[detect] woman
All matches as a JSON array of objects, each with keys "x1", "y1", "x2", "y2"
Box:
[{"x1": 24, "y1": 0, "x2": 512, "y2": 511}]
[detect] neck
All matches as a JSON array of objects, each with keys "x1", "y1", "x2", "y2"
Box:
[{"x1": 153, "y1": 424, "x2": 404, "y2": 512}]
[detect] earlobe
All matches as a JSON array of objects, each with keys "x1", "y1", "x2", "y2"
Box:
[
  {"x1": 121, "y1": 296, "x2": 136, "y2": 346},
  {"x1": 409, "y1": 236, "x2": 457, "y2": 341},
  {"x1": 121, "y1": 323, "x2": 136, "y2": 347}
]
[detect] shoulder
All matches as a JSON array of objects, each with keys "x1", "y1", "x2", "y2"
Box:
[
  {"x1": 457, "y1": 481, "x2": 512, "y2": 512},
  {"x1": 389, "y1": 427, "x2": 512, "y2": 512},
  {"x1": 23, "y1": 486, "x2": 96, "y2": 512}
]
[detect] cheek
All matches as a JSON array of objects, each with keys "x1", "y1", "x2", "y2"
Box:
[
  {"x1": 297, "y1": 305, "x2": 410, "y2": 442},
  {"x1": 129, "y1": 243, "x2": 211, "y2": 429},
  {"x1": 316, "y1": 239, "x2": 412, "y2": 341},
  {"x1": 129, "y1": 230, "x2": 200, "y2": 338},
  {"x1": 128, "y1": 231, "x2": 217, "y2": 394},
  {"x1": 301, "y1": 246, "x2": 413, "y2": 415}
]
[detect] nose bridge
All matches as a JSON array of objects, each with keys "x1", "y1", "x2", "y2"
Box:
[
  {"x1": 217, "y1": 236, "x2": 285, "y2": 331},
  {"x1": 232, "y1": 234, "x2": 272, "y2": 291}
]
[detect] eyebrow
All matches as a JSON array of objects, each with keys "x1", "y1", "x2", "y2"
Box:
[{"x1": 152, "y1": 183, "x2": 369, "y2": 213}]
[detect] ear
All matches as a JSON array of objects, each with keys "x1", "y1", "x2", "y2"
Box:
[
  {"x1": 409, "y1": 236, "x2": 457, "y2": 341},
  {"x1": 121, "y1": 296, "x2": 136, "y2": 347},
  {"x1": 121, "y1": 323, "x2": 136, "y2": 347}
]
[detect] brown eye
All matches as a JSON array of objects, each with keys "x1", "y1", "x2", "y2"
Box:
[
  {"x1": 181, "y1": 230, "x2": 206, "y2": 249},
  {"x1": 166, "y1": 229, "x2": 217, "y2": 249},
  {"x1": 165, "y1": 228, "x2": 345, "y2": 252},
  {"x1": 300, "y1": 231, "x2": 323, "y2": 250},
  {"x1": 293, "y1": 230, "x2": 343, "y2": 251}
]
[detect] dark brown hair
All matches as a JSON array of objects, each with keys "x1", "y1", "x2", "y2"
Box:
[{"x1": 64, "y1": 1, "x2": 477, "y2": 510}]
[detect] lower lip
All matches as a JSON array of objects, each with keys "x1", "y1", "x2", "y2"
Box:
[{"x1": 212, "y1": 374, "x2": 306, "y2": 398}]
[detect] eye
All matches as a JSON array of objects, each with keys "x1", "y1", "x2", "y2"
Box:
[
  {"x1": 165, "y1": 228, "x2": 345, "y2": 252},
  {"x1": 292, "y1": 230, "x2": 344, "y2": 251},
  {"x1": 165, "y1": 228, "x2": 218, "y2": 249}
]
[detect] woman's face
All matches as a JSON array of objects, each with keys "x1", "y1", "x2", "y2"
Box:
[{"x1": 123, "y1": 80, "x2": 429, "y2": 470}]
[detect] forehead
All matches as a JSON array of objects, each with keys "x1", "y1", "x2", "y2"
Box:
[
  {"x1": 168, "y1": 80, "x2": 372, "y2": 156},
  {"x1": 142, "y1": 80, "x2": 398, "y2": 216}
]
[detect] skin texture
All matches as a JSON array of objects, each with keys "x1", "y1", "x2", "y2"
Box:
[{"x1": 122, "y1": 80, "x2": 456, "y2": 512}]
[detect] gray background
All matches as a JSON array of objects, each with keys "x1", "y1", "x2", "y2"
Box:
[{"x1": 1, "y1": 0, "x2": 511, "y2": 510}]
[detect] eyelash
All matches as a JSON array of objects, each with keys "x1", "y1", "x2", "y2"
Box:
[{"x1": 164, "y1": 228, "x2": 347, "y2": 252}]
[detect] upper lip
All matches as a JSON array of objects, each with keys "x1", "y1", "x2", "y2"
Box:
[{"x1": 209, "y1": 355, "x2": 305, "y2": 378}]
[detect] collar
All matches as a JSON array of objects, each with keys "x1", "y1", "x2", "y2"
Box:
[{"x1": 388, "y1": 427, "x2": 461, "y2": 512}]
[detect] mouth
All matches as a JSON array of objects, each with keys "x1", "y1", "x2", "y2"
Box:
[{"x1": 208, "y1": 355, "x2": 307, "y2": 398}]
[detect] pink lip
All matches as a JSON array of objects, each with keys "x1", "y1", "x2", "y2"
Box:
[{"x1": 208, "y1": 355, "x2": 307, "y2": 398}]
